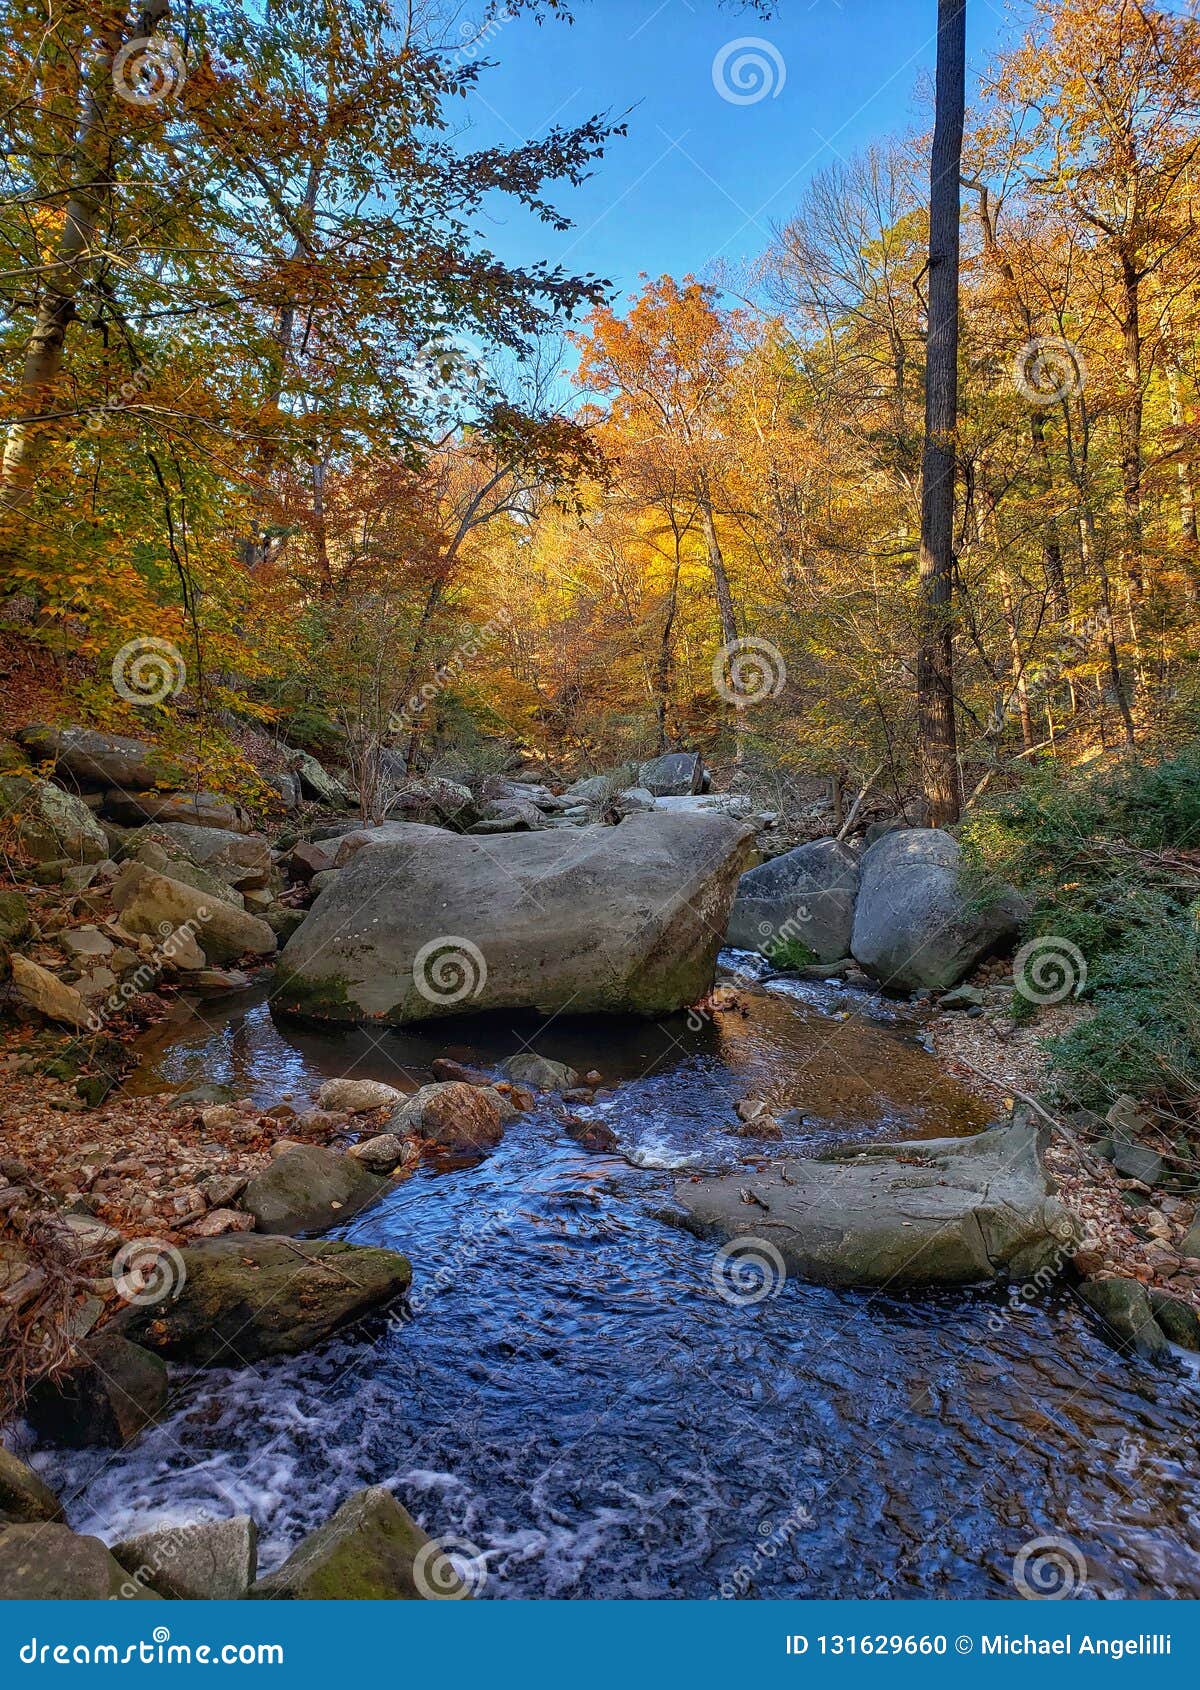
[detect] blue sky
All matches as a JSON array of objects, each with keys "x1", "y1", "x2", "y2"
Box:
[{"x1": 457, "y1": 0, "x2": 1014, "y2": 307}]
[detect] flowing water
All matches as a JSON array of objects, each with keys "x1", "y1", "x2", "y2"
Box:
[{"x1": 36, "y1": 960, "x2": 1200, "y2": 1599}]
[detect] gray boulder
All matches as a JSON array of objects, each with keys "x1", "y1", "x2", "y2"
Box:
[
  {"x1": 241, "y1": 1145, "x2": 386, "y2": 1234},
  {"x1": 0, "y1": 1523, "x2": 156, "y2": 1598},
  {"x1": 850, "y1": 828, "x2": 1026, "y2": 992},
  {"x1": 1077, "y1": 1278, "x2": 1172, "y2": 1361},
  {"x1": 111, "y1": 861, "x2": 276, "y2": 962},
  {"x1": 275, "y1": 812, "x2": 755, "y2": 1024},
  {"x1": 289, "y1": 750, "x2": 354, "y2": 808},
  {"x1": 251, "y1": 1486, "x2": 464, "y2": 1600},
  {"x1": 638, "y1": 751, "x2": 704, "y2": 796},
  {"x1": 472, "y1": 797, "x2": 549, "y2": 832},
  {"x1": 264, "y1": 770, "x2": 301, "y2": 809},
  {"x1": 675, "y1": 1121, "x2": 1075, "y2": 1288},
  {"x1": 114, "y1": 1235, "x2": 411, "y2": 1364},
  {"x1": 500, "y1": 1053, "x2": 579, "y2": 1091},
  {"x1": 385, "y1": 776, "x2": 477, "y2": 829},
  {"x1": 15, "y1": 724, "x2": 175, "y2": 791},
  {"x1": 112, "y1": 1515, "x2": 257, "y2": 1600},
  {"x1": 102, "y1": 790, "x2": 252, "y2": 832},
  {"x1": 0, "y1": 775, "x2": 108, "y2": 863},
  {"x1": 726, "y1": 838, "x2": 860, "y2": 963},
  {"x1": 144, "y1": 824, "x2": 273, "y2": 890}
]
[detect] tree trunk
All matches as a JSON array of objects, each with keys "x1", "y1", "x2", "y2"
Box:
[
  {"x1": 0, "y1": 5, "x2": 165, "y2": 507},
  {"x1": 915, "y1": 0, "x2": 965, "y2": 827},
  {"x1": 699, "y1": 498, "x2": 745, "y2": 764}
]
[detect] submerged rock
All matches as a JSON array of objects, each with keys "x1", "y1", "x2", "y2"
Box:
[
  {"x1": 114, "y1": 1236, "x2": 411, "y2": 1364},
  {"x1": 675, "y1": 1122, "x2": 1075, "y2": 1288},
  {"x1": 274, "y1": 812, "x2": 755, "y2": 1024},
  {"x1": 726, "y1": 838, "x2": 860, "y2": 963},
  {"x1": 251, "y1": 1486, "x2": 465, "y2": 1600},
  {"x1": 850, "y1": 828, "x2": 1026, "y2": 992}
]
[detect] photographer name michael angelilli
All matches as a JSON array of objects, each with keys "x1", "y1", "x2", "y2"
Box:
[{"x1": 981, "y1": 1633, "x2": 1172, "y2": 1659}]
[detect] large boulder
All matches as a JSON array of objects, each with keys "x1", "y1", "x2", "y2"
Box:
[
  {"x1": 143, "y1": 823, "x2": 273, "y2": 890},
  {"x1": 388, "y1": 1082, "x2": 503, "y2": 1152},
  {"x1": 0, "y1": 774, "x2": 108, "y2": 863},
  {"x1": 1077, "y1": 1278, "x2": 1172, "y2": 1361},
  {"x1": 26, "y1": 1333, "x2": 168, "y2": 1447},
  {"x1": 675, "y1": 1122, "x2": 1075, "y2": 1288},
  {"x1": 241, "y1": 1145, "x2": 386, "y2": 1234},
  {"x1": 0, "y1": 1449, "x2": 63, "y2": 1524},
  {"x1": 124, "y1": 836, "x2": 244, "y2": 909},
  {"x1": 726, "y1": 838, "x2": 860, "y2": 962},
  {"x1": 638, "y1": 751, "x2": 705, "y2": 797},
  {"x1": 0, "y1": 1523, "x2": 155, "y2": 1599},
  {"x1": 16, "y1": 724, "x2": 178, "y2": 791},
  {"x1": 114, "y1": 1235, "x2": 412, "y2": 1365},
  {"x1": 251, "y1": 1486, "x2": 464, "y2": 1600},
  {"x1": 112, "y1": 1516, "x2": 258, "y2": 1600},
  {"x1": 288, "y1": 750, "x2": 354, "y2": 808},
  {"x1": 274, "y1": 811, "x2": 755, "y2": 1024},
  {"x1": 111, "y1": 862, "x2": 276, "y2": 962},
  {"x1": 102, "y1": 789, "x2": 252, "y2": 832},
  {"x1": 385, "y1": 776, "x2": 477, "y2": 830},
  {"x1": 849, "y1": 828, "x2": 1026, "y2": 992}
]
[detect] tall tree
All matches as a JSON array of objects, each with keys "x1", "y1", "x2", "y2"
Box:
[{"x1": 916, "y1": 0, "x2": 967, "y2": 825}]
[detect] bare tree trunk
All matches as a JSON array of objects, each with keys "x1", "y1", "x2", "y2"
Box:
[
  {"x1": 699, "y1": 498, "x2": 745, "y2": 764},
  {"x1": 998, "y1": 565, "x2": 1034, "y2": 750},
  {"x1": 916, "y1": 0, "x2": 965, "y2": 827},
  {"x1": 654, "y1": 539, "x2": 681, "y2": 753}
]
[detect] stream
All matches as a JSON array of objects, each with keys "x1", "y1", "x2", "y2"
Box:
[{"x1": 36, "y1": 959, "x2": 1200, "y2": 1599}]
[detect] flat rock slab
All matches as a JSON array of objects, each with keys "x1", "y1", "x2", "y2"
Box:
[
  {"x1": 274, "y1": 811, "x2": 755, "y2": 1025},
  {"x1": 114, "y1": 1235, "x2": 410, "y2": 1365},
  {"x1": 675, "y1": 1122, "x2": 1075, "y2": 1288}
]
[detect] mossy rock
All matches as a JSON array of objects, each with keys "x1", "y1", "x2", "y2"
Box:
[{"x1": 251, "y1": 1486, "x2": 464, "y2": 1600}]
